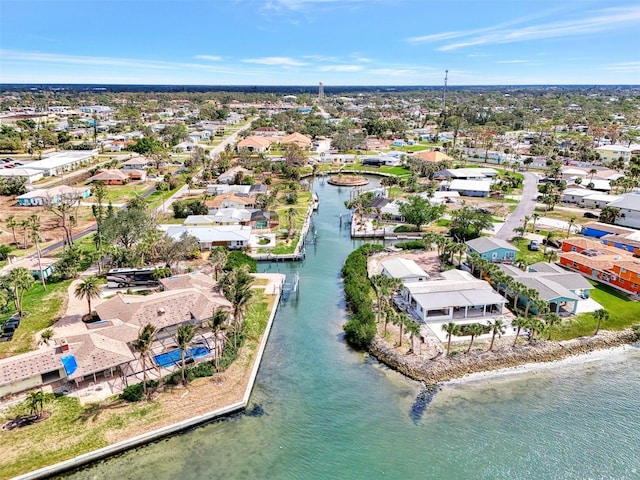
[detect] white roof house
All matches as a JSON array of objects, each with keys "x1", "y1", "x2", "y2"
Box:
[
  {"x1": 165, "y1": 225, "x2": 252, "y2": 250},
  {"x1": 401, "y1": 270, "x2": 506, "y2": 323},
  {"x1": 445, "y1": 179, "x2": 492, "y2": 197},
  {"x1": 0, "y1": 167, "x2": 43, "y2": 183},
  {"x1": 380, "y1": 258, "x2": 428, "y2": 283},
  {"x1": 26, "y1": 151, "x2": 96, "y2": 176}
]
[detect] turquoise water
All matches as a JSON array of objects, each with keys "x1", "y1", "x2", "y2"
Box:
[{"x1": 65, "y1": 178, "x2": 640, "y2": 480}]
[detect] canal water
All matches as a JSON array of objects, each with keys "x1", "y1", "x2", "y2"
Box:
[{"x1": 66, "y1": 177, "x2": 640, "y2": 480}]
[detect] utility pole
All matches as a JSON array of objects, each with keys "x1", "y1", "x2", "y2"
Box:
[{"x1": 442, "y1": 69, "x2": 448, "y2": 113}]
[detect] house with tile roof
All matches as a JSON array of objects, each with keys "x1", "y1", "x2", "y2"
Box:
[
  {"x1": 280, "y1": 132, "x2": 312, "y2": 149},
  {"x1": 206, "y1": 192, "x2": 256, "y2": 211},
  {"x1": 236, "y1": 135, "x2": 273, "y2": 153},
  {"x1": 559, "y1": 237, "x2": 640, "y2": 295}
]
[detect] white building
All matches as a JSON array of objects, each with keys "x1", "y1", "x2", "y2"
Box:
[
  {"x1": 380, "y1": 258, "x2": 429, "y2": 283},
  {"x1": 27, "y1": 151, "x2": 97, "y2": 177},
  {"x1": 0, "y1": 167, "x2": 44, "y2": 183},
  {"x1": 605, "y1": 193, "x2": 640, "y2": 229},
  {"x1": 401, "y1": 270, "x2": 506, "y2": 323}
]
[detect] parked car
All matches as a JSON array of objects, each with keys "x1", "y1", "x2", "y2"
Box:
[
  {"x1": 528, "y1": 240, "x2": 540, "y2": 251},
  {"x1": 583, "y1": 212, "x2": 599, "y2": 219}
]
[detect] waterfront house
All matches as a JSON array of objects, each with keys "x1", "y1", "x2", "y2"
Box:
[
  {"x1": 165, "y1": 225, "x2": 252, "y2": 250},
  {"x1": 217, "y1": 166, "x2": 253, "y2": 184},
  {"x1": 380, "y1": 258, "x2": 429, "y2": 283},
  {"x1": 466, "y1": 237, "x2": 518, "y2": 262},
  {"x1": 400, "y1": 269, "x2": 506, "y2": 323}
]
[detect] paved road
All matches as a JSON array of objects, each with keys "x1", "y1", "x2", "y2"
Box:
[{"x1": 495, "y1": 172, "x2": 539, "y2": 241}]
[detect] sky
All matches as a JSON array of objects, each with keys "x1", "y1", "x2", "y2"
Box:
[{"x1": 1, "y1": 0, "x2": 639, "y2": 86}]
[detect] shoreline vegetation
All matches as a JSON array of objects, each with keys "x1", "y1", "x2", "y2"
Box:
[{"x1": 342, "y1": 244, "x2": 640, "y2": 387}]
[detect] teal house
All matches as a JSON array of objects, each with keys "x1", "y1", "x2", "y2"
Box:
[{"x1": 466, "y1": 237, "x2": 518, "y2": 262}]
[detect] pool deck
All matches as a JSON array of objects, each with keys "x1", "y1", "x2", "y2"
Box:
[{"x1": 15, "y1": 273, "x2": 286, "y2": 480}]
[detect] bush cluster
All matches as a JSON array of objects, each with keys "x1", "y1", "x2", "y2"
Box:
[{"x1": 342, "y1": 244, "x2": 383, "y2": 348}]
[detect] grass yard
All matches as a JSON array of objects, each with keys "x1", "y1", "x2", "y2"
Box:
[
  {"x1": 511, "y1": 237, "x2": 546, "y2": 264},
  {"x1": 346, "y1": 165, "x2": 412, "y2": 176},
  {"x1": 554, "y1": 281, "x2": 640, "y2": 340},
  {"x1": 0, "y1": 279, "x2": 71, "y2": 358}
]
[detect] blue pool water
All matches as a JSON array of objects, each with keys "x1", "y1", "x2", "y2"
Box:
[{"x1": 154, "y1": 346, "x2": 210, "y2": 368}]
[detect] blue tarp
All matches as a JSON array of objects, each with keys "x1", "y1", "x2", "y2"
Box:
[{"x1": 61, "y1": 355, "x2": 78, "y2": 376}]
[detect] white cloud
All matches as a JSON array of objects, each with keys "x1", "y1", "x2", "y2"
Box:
[
  {"x1": 317, "y1": 65, "x2": 363, "y2": 72},
  {"x1": 604, "y1": 61, "x2": 640, "y2": 72},
  {"x1": 195, "y1": 55, "x2": 223, "y2": 61},
  {"x1": 496, "y1": 60, "x2": 531, "y2": 64},
  {"x1": 438, "y1": 6, "x2": 640, "y2": 51},
  {"x1": 242, "y1": 56, "x2": 307, "y2": 66}
]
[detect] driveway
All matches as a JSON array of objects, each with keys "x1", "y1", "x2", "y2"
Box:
[{"x1": 495, "y1": 172, "x2": 538, "y2": 240}]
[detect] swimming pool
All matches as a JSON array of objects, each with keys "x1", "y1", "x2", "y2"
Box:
[{"x1": 154, "y1": 346, "x2": 210, "y2": 368}]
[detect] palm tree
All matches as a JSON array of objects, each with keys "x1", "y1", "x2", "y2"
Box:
[
  {"x1": 209, "y1": 308, "x2": 230, "y2": 371},
  {"x1": 370, "y1": 274, "x2": 401, "y2": 323},
  {"x1": 511, "y1": 316, "x2": 528, "y2": 347},
  {"x1": 176, "y1": 324, "x2": 197, "y2": 385},
  {"x1": 523, "y1": 288, "x2": 539, "y2": 317},
  {"x1": 467, "y1": 252, "x2": 482, "y2": 277},
  {"x1": 8, "y1": 267, "x2": 34, "y2": 316},
  {"x1": 510, "y1": 281, "x2": 526, "y2": 311},
  {"x1": 29, "y1": 215, "x2": 46, "y2": 291},
  {"x1": 589, "y1": 168, "x2": 597, "y2": 183},
  {"x1": 592, "y1": 308, "x2": 609, "y2": 336},
  {"x1": 466, "y1": 323, "x2": 484, "y2": 354},
  {"x1": 526, "y1": 317, "x2": 545, "y2": 344},
  {"x1": 544, "y1": 313, "x2": 561, "y2": 340},
  {"x1": 442, "y1": 322, "x2": 459, "y2": 356},
  {"x1": 27, "y1": 390, "x2": 46, "y2": 418},
  {"x1": 531, "y1": 213, "x2": 540, "y2": 233},
  {"x1": 487, "y1": 318, "x2": 506, "y2": 351},
  {"x1": 74, "y1": 275, "x2": 102, "y2": 317},
  {"x1": 6, "y1": 215, "x2": 18, "y2": 246},
  {"x1": 40, "y1": 328, "x2": 54, "y2": 345},
  {"x1": 209, "y1": 247, "x2": 228, "y2": 282},
  {"x1": 21, "y1": 218, "x2": 31, "y2": 249},
  {"x1": 405, "y1": 319, "x2": 421, "y2": 354},
  {"x1": 394, "y1": 312, "x2": 409, "y2": 347},
  {"x1": 383, "y1": 307, "x2": 395, "y2": 336},
  {"x1": 132, "y1": 323, "x2": 157, "y2": 399},
  {"x1": 522, "y1": 215, "x2": 531, "y2": 234},
  {"x1": 219, "y1": 266, "x2": 254, "y2": 346},
  {"x1": 544, "y1": 249, "x2": 559, "y2": 263}
]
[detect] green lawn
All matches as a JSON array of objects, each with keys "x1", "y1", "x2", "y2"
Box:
[
  {"x1": 511, "y1": 237, "x2": 546, "y2": 265},
  {"x1": 0, "y1": 279, "x2": 71, "y2": 357},
  {"x1": 346, "y1": 165, "x2": 412, "y2": 176},
  {"x1": 554, "y1": 281, "x2": 640, "y2": 340}
]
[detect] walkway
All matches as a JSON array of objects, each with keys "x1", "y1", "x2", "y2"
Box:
[{"x1": 495, "y1": 172, "x2": 539, "y2": 241}]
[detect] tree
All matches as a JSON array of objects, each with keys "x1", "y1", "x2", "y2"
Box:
[
  {"x1": 544, "y1": 249, "x2": 559, "y2": 263},
  {"x1": 398, "y1": 196, "x2": 444, "y2": 231},
  {"x1": 27, "y1": 390, "x2": 46, "y2": 418},
  {"x1": 449, "y1": 207, "x2": 493, "y2": 241},
  {"x1": 487, "y1": 318, "x2": 506, "y2": 351},
  {"x1": 44, "y1": 191, "x2": 82, "y2": 248},
  {"x1": 219, "y1": 266, "x2": 254, "y2": 345},
  {"x1": 8, "y1": 267, "x2": 34, "y2": 316},
  {"x1": 442, "y1": 322, "x2": 459, "y2": 356},
  {"x1": 511, "y1": 316, "x2": 528, "y2": 347},
  {"x1": 209, "y1": 308, "x2": 230, "y2": 370},
  {"x1": 74, "y1": 275, "x2": 102, "y2": 317},
  {"x1": 592, "y1": 308, "x2": 609, "y2": 336},
  {"x1": 599, "y1": 206, "x2": 622, "y2": 225},
  {"x1": 544, "y1": 313, "x2": 561, "y2": 340},
  {"x1": 394, "y1": 312, "x2": 410, "y2": 347},
  {"x1": 209, "y1": 247, "x2": 228, "y2": 281},
  {"x1": 466, "y1": 323, "x2": 484, "y2": 353},
  {"x1": 131, "y1": 323, "x2": 157, "y2": 399},
  {"x1": 405, "y1": 319, "x2": 421, "y2": 354},
  {"x1": 370, "y1": 274, "x2": 401, "y2": 323},
  {"x1": 6, "y1": 215, "x2": 18, "y2": 246},
  {"x1": 40, "y1": 328, "x2": 54, "y2": 346},
  {"x1": 176, "y1": 324, "x2": 197, "y2": 385},
  {"x1": 566, "y1": 216, "x2": 576, "y2": 238}
]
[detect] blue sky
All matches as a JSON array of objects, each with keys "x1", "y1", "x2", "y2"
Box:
[{"x1": 1, "y1": 0, "x2": 639, "y2": 85}]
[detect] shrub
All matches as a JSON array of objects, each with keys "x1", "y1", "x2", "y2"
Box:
[
  {"x1": 395, "y1": 240, "x2": 424, "y2": 250},
  {"x1": 394, "y1": 225, "x2": 418, "y2": 233},
  {"x1": 120, "y1": 380, "x2": 159, "y2": 402}
]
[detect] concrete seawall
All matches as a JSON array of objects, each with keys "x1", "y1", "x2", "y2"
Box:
[{"x1": 15, "y1": 288, "x2": 283, "y2": 480}]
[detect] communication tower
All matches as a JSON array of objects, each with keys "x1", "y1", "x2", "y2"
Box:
[
  {"x1": 442, "y1": 69, "x2": 448, "y2": 112},
  {"x1": 318, "y1": 82, "x2": 325, "y2": 102}
]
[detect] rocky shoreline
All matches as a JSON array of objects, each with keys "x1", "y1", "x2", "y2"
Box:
[{"x1": 368, "y1": 329, "x2": 639, "y2": 386}]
